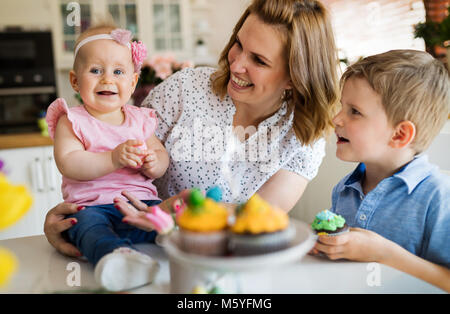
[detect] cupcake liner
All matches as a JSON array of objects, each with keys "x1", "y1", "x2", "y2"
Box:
[
  {"x1": 178, "y1": 229, "x2": 228, "y2": 256},
  {"x1": 229, "y1": 224, "x2": 296, "y2": 256},
  {"x1": 314, "y1": 224, "x2": 349, "y2": 237}
]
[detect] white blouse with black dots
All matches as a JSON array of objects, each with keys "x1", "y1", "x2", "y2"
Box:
[{"x1": 142, "y1": 67, "x2": 325, "y2": 204}]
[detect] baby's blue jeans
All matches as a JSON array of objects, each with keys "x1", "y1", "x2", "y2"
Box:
[{"x1": 65, "y1": 200, "x2": 160, "y2": 266}]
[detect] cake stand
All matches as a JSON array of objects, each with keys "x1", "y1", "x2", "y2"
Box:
[{"x1": 162, "y1": 219, "x2": 317, "y2": 293}]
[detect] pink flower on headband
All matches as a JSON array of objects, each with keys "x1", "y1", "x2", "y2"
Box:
[
  {"x1": 110, "y1": 29, "x2": 132, "y2": 46},
  {"x1": 131, "y1": 41, "x2": 147, "y2": 73},
  {"x1": 111, "y1": 28, "x2": 147, "y2": 73}
]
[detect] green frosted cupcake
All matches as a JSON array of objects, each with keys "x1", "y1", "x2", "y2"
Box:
[{"x1": 311, "y1": 210, "x2": 349, "y2": 236}]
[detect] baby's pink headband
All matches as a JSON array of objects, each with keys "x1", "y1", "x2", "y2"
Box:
[{"x1": 74, "y1": 29, "x2": 147, "y2": 73}]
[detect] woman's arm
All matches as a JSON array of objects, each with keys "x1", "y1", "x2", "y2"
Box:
[
  {"x1": 256, "y1": 169, "x2": 309, "y2": 212},
  {"x1": 54, "y1": 115, "x2": 144, "y2": 181}
]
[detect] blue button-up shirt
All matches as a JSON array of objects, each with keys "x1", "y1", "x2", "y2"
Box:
[{"x1": 331, "y1": 154, "x2": 450, "y2": 267}]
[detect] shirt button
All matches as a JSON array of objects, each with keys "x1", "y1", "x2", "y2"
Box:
[
  {"x1": 360, "y1": 194, "x2": 364, "y2": 200},
  {"x1": 360, "y1": 214, "x2": 367, "y2": 221}
]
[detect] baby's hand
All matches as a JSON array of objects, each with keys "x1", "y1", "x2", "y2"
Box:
[
  {"x1": 313, "y1": 228, "x2": 387, "y2": 262},
  {"x1": 112, "y1": 140, "x2": 146, "y2": 169},
  {"x1": 141, "y1": 150, "x2": 163, "y2": 178}
]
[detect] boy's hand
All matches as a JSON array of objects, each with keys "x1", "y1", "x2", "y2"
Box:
[
  {"x1": 112, "y1": 140, "x2": 146, "y2": 169},
  {"x1": 313, "y1": 228, "x2": 388, "y2": 262}
]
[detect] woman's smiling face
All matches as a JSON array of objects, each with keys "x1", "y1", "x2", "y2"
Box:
[{"x1": 227, "y1": 14, "x2": 292, "y2": 114}]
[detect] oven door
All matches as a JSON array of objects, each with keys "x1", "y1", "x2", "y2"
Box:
[{"x1": 0, "y1": 86, "x2": 56, "y2": 134}]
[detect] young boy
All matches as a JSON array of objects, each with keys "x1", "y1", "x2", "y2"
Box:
[{"x1": 313, "y1": 50, "x2": 450, "y2": 292}]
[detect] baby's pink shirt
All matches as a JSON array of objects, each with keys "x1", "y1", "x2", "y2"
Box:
[{"x1": 46, "y1": 98, "x2": 160, "y2": 206}]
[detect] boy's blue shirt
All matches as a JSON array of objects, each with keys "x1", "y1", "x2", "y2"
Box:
[{"x1": 331, "y1": 154, "x2": 450, "y2": 267}]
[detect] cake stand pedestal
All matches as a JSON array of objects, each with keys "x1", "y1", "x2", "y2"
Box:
[{"x1": 163, "y1": 219, "x2": 317, "y2": 293}]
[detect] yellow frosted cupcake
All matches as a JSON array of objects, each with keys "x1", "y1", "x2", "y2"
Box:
[
  {"x1": 177, "y1": 188, "x2": 229, "y2": 256},
  {"x1": 229, "y1": 194, "x2": 295, "y2": 256}
]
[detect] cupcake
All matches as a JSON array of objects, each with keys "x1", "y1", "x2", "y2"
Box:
[
  {"x1": 176, "y1": 188, "x2": 229, "y2": 256},
  {"x1": 229, "y1": 194, "x2": 295, "y2": 256},
  {"x1": 311, "y1": 210, "x2": 349, "y2": 236}
]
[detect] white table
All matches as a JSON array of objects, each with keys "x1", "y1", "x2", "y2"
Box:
[{"x1": 0, "y1": 235, "x2": 444, "y2": 294}]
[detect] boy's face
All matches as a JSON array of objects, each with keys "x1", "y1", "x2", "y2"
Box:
[{"x1": 332, "y1": 77, "x2": 395, "y2": 165}]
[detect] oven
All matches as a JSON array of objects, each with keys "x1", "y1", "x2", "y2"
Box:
[{"x1": 0, "y1": 31, "x2": 56, "y2": 134}]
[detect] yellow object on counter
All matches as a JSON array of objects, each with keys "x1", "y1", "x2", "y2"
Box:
[
  {"x1": 177, "y1": 198, "x2": 228, "y2": 232},
  {"x1": 0, "y1": 247, "x2": 17, "y2": 287},
  {"x1": 0, "y1": 173, "x2": 33, "y2": 230},
  {"x1": 191, "y1": 285, "x2": 208, "y2": 294},
  {"x1": 231, "y1": 194, "x2": 289, "y2": 234}
]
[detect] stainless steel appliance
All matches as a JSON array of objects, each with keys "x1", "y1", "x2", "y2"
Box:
[{"x1": 0, "y1": 31, "x2": 56, "y2": 134}]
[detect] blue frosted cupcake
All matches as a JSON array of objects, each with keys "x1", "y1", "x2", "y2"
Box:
[{"x1": 311, "y1": 210, "x2": 349, "y2": 236}]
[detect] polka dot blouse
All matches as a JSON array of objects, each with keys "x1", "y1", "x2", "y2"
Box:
[{"x1": 141, "y1": 67, "x2": 325, "y2": 203}]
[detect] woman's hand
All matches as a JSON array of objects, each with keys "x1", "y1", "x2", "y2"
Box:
[
  {"x1": 114, "y1": 191, "x2": 155, "y2": 232},
  {"x1": 313, "y1": 227, "x2": 388, "y2": 262},
  {"x1": 111, "y1": 140, "x2": 145, "y2": 169},
  {"x1": 43, "y1": 203, "x2": 83, "y2": 257},
  {"x1": 115, "y1": 190, "x2": 191, "y2": 231}
]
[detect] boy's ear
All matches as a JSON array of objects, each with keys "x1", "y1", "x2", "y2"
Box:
[
  {"x1": 69, "y1": 70, "x2": 79, "y2": 92},
  {"x1": 389, "y1": 120, "x2": 416, "y2": 149}
]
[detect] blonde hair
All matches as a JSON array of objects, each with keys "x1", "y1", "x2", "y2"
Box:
[
  {"x1": 211, "y1": 0, "x2": 340, "y2": 145},
  {"x1": 73, "y1": 22, "x2": 118, "y2": 70},
  {"x1": 341, "y1": 49, "x2": 450, "y2": 153}
]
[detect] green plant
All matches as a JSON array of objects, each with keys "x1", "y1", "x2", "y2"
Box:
[{"x1": 414, "y1": 7, "x2": 450, "y2": 47}]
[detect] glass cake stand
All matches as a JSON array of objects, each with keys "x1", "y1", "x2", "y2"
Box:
[{"x1": 162, "y1": 219, "x2": 317, "y2": 293}]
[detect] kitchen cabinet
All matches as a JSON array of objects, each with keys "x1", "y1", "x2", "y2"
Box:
[
  {"x1": 0, "y1": 146, "x2": 63, "y2": 240},
  {"x1": 50, "y1": 0, "x2": 193, "y2": 70}
]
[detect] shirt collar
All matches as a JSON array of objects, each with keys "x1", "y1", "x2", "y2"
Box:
[
  {"x1": 341, "y1": 154, "x2": 436, "y2": 195},
  {"x1": 392, "y1": 154, "x2": 437, "y2": 194}
]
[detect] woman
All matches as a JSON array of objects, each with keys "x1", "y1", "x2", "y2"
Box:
[{"x1": 44, "y1": 0, "x2": 339, "y2": 256}]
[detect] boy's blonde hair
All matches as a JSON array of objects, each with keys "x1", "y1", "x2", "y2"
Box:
[
  {"x1": 211, "y1": 0, "x2": 340, "y2": 146},
  {"x1": 341, "y1": 49, "x2": 450, "y2": 153},
  {"x1": 73, "y1": 22, "x2": 118, "y2": 70}
]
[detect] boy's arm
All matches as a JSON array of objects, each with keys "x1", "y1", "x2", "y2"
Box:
[
  {"x1": 54, "y1": 115, "x2": 142, "y2": 181},
  {"x1": 382, "y1": 239, "x2": 450, "y2": 293},
  {"x1": 140, "y1": 134, "x2": 170, "y2": 179},
  {"x1": 315, "y1": 228, "x2": 450, "y2": 292}
]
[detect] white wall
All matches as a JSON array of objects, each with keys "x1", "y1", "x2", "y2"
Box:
[
  {"x1": 206, "y1": 0, "x2": 250, "y2": 59},
  {"x1": 0, "y1": 0, "x2": 52, "y2": 30}
]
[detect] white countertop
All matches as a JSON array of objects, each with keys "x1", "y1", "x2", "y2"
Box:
[{"x1": 0, "y1": 235, "x2": 444, "y2": 294}]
